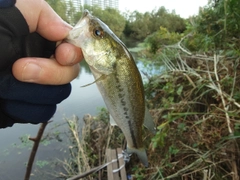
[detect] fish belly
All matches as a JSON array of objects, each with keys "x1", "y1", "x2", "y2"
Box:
[{"x1": 89, "y1": 65, "x2": 145, "y2": 149}]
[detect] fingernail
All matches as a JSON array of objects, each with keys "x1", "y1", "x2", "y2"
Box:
[{"x1": 22, "y1": 62, "x2": 42, "y2": 82}]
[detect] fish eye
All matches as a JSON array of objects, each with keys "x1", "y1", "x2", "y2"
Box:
[
  {"x1": 94, "y1": 28, "x2": 104, "y2": 38},
  {"x1": 95, "y1": 29, "x2": 101, "y2": 36}
]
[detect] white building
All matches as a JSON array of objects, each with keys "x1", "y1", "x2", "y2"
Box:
[
  {"x1": 84, "y1": 0, "x2": 119, "y2": 10},
  {"x1": 66, "y1": 0, "x2": 119, "y2": 14},
  {"x1": 69, "y1": 0, "x2": 83, "y2": 11}
]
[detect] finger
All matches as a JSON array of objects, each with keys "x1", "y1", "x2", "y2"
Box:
[
  {"x1": 12, "y1": 58, "x2": 80, "y2": 85},
  {"x1": 15, "y1": 0, "x2": 42, "y2": 32},
  {"x1": 55, "y1": 43, "x2": 83, "y2": 65},
  {"x1": 37, "y1": 1, "x2": 72, "y2": 40},
  {"x1": 16, "y1": 0, "x2": 71, "y2": 41}
]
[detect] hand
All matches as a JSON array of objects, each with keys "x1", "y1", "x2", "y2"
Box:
[
  {"x1": 0, "y1": 0, "x2": 83, "y2": 128},
  {"x1": 13, "y1": 0, "x2": 83, "y2": 85}
]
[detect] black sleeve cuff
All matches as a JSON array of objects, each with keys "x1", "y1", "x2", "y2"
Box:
[
  {"x1": 0, "y1": 0, "x2": 16, "y2": 8},
  {"x1": 0, "y1": 6, "x2": 29, "y2": 36}
]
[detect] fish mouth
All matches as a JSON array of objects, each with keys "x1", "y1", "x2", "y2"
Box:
[
  {"x1": 82, "y1": 9, "x2": 90, "y2": 18},
  {"x1": 81, "y1": 9, "x2": 95, "y2": 21}
]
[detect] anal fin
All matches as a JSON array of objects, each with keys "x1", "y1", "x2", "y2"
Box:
[{"x1": 143, "y1": 106, "x2": 156, "y2": 134}]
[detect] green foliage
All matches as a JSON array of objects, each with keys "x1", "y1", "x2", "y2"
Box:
[
  {"x1": 151, "y1": 7, "x2": 186, "y2": 33},
  {"x1": 151, "y1": 121, "x2": 170, "y2": 148},
  {"x1": 36, "y1": 160, "x2": 49, "y2": 168},
  {"x1": 184, "y1": 0, "x2": 240, "y2": 54},
  {"x1": 10, "y1": 134, "x2": 33, "y2": 151},
  {"x1": 96, "y1": 107, "x2": 109, "y2": 124},
  {"x1": 124, "y1": 7, "x2": 186, "y2": 41},
  {"x1": 126, "y1": 11, "x2": 152, "y2": 40},
  {"x1": 131, "y1": 166, "x2": 146, "y2": 180},
  {"x1": 168, "y1": 145, "x2": 179, "y2": 156},
  {"x1": 18, "y1": 134, "x2": 32, "y2": 148},
  {"x1": 144, "y1": 27, "x2": 182, "y2": 55}
]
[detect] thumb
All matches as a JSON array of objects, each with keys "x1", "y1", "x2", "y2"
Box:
[{"x1": 12, "y1": 57, "x2": 80, "y2": 85}]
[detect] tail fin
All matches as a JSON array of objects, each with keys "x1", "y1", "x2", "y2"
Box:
[{"x1": 127, "y1": 147, "x2": 148, "y2": 167}]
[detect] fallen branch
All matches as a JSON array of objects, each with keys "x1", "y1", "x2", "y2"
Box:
[
  {"x1": 24, "y1": 121, "x2": 50, "y2": 180},
  {"x1": 177, "y1": 33, "x2": 192, "y2": 55},
  {"x1": 213, "y1": 54, "x2": 233, "y2": 135}
]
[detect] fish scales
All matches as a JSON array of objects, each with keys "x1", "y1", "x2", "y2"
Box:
[{"x1": 91, "y1": 57, "x2": 145, "y2": 148}]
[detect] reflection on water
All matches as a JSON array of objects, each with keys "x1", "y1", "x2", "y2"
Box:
[{"x1": 0, "y1": 58, "x2": 161, "y2": 179}]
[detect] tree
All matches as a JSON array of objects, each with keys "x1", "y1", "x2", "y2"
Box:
[
  {"x1": 124, "y1": 7, "x2": 186, "y2": 41},
  {"x1": 144, "y1": 27, "x2": 182, "y2": 54},
  {"x1": 185, "y1": 0, "x2": 240, "y2": 53},
  {"x1": 129, "y1": 11, "x2": 152, "y2": 40}
]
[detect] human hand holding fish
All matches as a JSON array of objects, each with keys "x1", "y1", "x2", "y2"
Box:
[
  {"x1": 0, "y1": 0, "x2": 84, "y2": 127},
  {"x1": 66, "y1": 10, "x2": 156, "y2": 167},
  {"x1": 13, "y1": 0, "x2": 83, "y2": 85}
]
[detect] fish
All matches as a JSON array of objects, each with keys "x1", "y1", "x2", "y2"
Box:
[{"x1": 66, "y1": 10, "x2": 155, "y2": 167}]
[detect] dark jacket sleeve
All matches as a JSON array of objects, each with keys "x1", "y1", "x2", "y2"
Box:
[
  {"x1": 0, "y1": 0, "x2": 16, "y2": 8},
  {"x1": 0, "y1": 5, "x2": 56, "y2": 71},
  {"x1": 0, "y1": 6, "x2": 29, "y2": 71}
]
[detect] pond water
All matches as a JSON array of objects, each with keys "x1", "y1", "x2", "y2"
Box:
[{"x1": 0, "y1": 56, "x2": 162, "y2": 180}]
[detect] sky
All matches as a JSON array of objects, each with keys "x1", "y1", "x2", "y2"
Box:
[{"x1": 119, "y1": 0, "x2": 209, "y2": 18}]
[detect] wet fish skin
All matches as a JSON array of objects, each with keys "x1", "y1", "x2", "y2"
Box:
[{"x1": 66, "y1": 10, "x2": 148, "y2": 167}]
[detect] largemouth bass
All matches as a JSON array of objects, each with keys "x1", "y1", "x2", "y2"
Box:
[{"x1": 66, "y1": 10, "x2": 155, "y2": 167}]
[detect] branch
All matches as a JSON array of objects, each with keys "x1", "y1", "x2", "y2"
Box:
[
  {"x1": 67, "y1": 163, "x2": 108, "y2": 180},
  {"x1": 24, "y1": 121, "x2": 50, "y2": 180},
  {"x1": 213, "y1": 54, "x2": 233, "y2": 135},
  {"x1": 164, "y1": 34, "x2": 192, "y2": 55},
  {"x1": 177, "y1": 34, "x2": 192, "y2": 55}
]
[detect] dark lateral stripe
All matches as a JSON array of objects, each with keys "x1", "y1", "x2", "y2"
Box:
[
  {"x1": 114, "y1": 67, "x2": 138, "y2": 148},
  {"x1": 128, "y1": 120, "x2": 138, "y2": 148}
]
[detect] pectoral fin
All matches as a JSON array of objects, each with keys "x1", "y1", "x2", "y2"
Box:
[
  {"x1": 144, "y1": 106, "x2": 156, "y2": 134},
  {"x1": 109, "y1": 114, "x2": 118, "y2": 126},
  {"x1": 81, "y1": 74, "x2": 107, "y2": 87}
]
